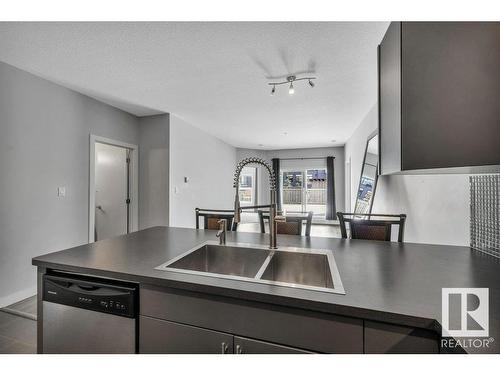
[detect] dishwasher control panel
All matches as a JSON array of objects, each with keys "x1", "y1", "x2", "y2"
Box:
[{"x1": 43, "y1": 274, "x2": 137, "y2": 318}]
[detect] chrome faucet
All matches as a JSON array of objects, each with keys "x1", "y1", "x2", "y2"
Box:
[
  {"x1": 216, "y1": 219, "x2": 227, "y2": 245},
  {"x1": 233, "y1": 157, "x2": 278, "y2": 249}
]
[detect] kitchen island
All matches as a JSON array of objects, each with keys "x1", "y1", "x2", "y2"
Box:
[{"x1": 33, "y1": 226, "x2": 500, "y2": 353}]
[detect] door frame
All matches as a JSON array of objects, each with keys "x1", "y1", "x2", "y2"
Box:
[
  {"x1": 280, "y1": 166, "x2": 328, "y2": 218},
  {"x1": 281, "y1": 168, "x2": 306, "y2": 212},
  {"x1": 89, "y1": 134, "x2": 139, "y2": 243}
]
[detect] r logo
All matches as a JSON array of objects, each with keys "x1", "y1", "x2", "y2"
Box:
[{"x1": 442, "y1": 288, "x2": 489, "y2": 337}]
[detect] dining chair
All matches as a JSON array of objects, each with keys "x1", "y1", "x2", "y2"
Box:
[
  {"x1": 195, "y1": 208, "x2": 237, "y2": 231},
  {"x1": 337, "y1": 212, "x2": 407, "y2": 242},
  {"x1": 258, "y1": 210, "x2": 313, "y2": 236}
]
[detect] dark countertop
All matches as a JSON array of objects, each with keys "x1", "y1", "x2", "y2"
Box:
[{"x1": 32, "y1": 226, "x2": 500, "y2": 353}]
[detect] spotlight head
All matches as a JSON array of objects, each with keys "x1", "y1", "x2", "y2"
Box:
[
  {"x1": 309, "y1": 79, "x2": 315, "y2": 88},
  {"x1": 271, "y1": 85, "x2": 276, "y2": 96},
  {"x1": 288, "y1": 82, "x2": 295, "y2": 95}
]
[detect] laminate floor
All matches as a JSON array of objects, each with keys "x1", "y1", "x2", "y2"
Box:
[
  {"x1": 238, "y1": 212, "x2": 341, "y2": 238},
  {"x1": 0, "y1": 296, "x2": 37, "y2": 354},
  {"x1": 237, "y1": 222, "x2": 341, "y2": 238},
  {"x1": 0, "y1": 311, "x2": 36, "y2": 354}
]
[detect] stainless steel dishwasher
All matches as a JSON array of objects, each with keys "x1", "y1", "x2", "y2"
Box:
[{"x1": 42, "y1": 273, "x2": 138, "y2": 354}]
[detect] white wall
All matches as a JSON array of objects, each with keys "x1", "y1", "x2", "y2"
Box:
[
  {"x1": 236, "y1": 147, "x2": 345, "y2": 213},
  {"x1": 169, "y1": 115, "x2": 237, "y2": 228},
  {"x1": 0, "y1": 61, "x2": 141, "y2": 306},
  {"x1": 345, "y1": 104, "x2": 470, "y2": 246},
  {"x1": 138, "y1": 114, "x2": 170, "y2": 229}
]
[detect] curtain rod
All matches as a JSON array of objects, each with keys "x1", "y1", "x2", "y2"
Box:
[{"x1": 275, "y1": 157, "x2": 334, "y2": 161}]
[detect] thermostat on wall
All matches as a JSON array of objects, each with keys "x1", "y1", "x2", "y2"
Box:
[{"x1": 57, "y1": 187, "x2": 66, "y2": 197}]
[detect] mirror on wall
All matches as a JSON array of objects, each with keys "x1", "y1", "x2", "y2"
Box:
[{"x1": 354, "y1": 133, "x2": 379, "y2": 215}]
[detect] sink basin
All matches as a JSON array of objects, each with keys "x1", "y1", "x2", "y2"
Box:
[
  {"x1": 259, "y1": 251, "x2": 334, "y2": 289},
  {"x1": 164, "y1": 243, "x2": 271, "y2": 278},
  {"x1": 155, "y1": 241, "x2": 345, "y2": 294}
]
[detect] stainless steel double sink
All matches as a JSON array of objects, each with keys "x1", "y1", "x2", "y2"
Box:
[{"x1": 155, "y1": 241, "x2": 345, "y2": 294}]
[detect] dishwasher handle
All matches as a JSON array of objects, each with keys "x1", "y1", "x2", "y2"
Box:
[
  {"x1": 73, "y1": 284, "x2": 99, "y2": 292},
  {"x1": 45, "y1": 277, "x2": 131, "y2": 297}
]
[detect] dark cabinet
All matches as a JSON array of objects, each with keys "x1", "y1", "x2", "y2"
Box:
[
  {"x1": 140, "y1": 316, "x2": 312, "y2": 354},
  {"x1": 140, "y1": 285, "x2": 441, "y2": 354},
  {"x1": 379, "y1": 22, "x2": 500, "y2": 174},
  {"x1": 140, "y1": 285, "x2": 364, "y2": 353},
  {"x1": 140, "y1": 316, "x2": 233, "y2": 354},
  {"x1": 234, "y1": 336, "x2": 312, "y2": 354},
  {"x1": 364, "y1": 321, "x2": 439, "y2": 354}
]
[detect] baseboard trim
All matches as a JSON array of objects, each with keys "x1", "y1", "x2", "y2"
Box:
[
  {"x1": 0, "y1": 285, "x2": 37, "y2": 309},
  {"x1": 0, "y1": 308, "x2": 37, "y2": 321},
  {"x1": 311, "y1": 220, "x2": 339, "y2": 226}
]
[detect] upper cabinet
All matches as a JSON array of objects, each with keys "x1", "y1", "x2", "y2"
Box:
[{"x1": 379, "y1": 22, "x2": 500, "y2": 175}]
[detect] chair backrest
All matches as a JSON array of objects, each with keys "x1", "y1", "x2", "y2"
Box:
[
  {"x1": 195, "y1": 208, "x2": 237, "y2": 231},
  {"x1": 258, "y1": 210, "x2": 313, "y2": 236},
  {"x1": 286, "y1": 211, "x2": 313, "y2": 237},
  {"x1": 337, "y1": 212, "x2": 407, "y2": 242},
  {"x1": 276, "y1": 220, "x2": 301, "y2": 235}
]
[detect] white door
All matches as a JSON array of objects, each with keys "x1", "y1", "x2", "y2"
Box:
[{"x1": 95, "y1": 142, "x2": 129, "y2": 241}]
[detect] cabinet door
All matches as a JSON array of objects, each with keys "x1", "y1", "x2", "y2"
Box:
[
  {"x1": 402, "y1": 22, "x2": 500, "y2": 171},
  {"x1": 379, "y1": 21, "x2": 402, "y2": 175},
  {"x1": 234, "y1": 336, "x2": 312, "y2": 354},
  {"x1": 140, "y1": 316, "x2": 233, "y2": 354},
  {"x1": 141, "y1": 285, "x2": 364, "y2": 353},
  {"x1": 364, "y1": 321, "x2": 439, "y2": 354}
]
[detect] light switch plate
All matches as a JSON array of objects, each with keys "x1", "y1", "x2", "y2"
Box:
[{"x1": 57, "y1": 187, "x2": 66, "y2": 197}]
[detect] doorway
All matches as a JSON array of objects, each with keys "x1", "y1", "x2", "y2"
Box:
[
  {"x1": 89, "y1": 135, "x2": 138, "y2": 243},
  {"x1": 238, "y1": 167, "x2": 257, "y2": 207},
  {"x1": 281, "y1": 168, "x2": 327, "y2": 218}
]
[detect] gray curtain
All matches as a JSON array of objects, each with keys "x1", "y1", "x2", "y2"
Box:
[
  {"x1": 326, "y1": 156, "x2": 336, "y2": 220},
  {"x1": 271, "y1": 158, "x2": 281, "y2": 211}
]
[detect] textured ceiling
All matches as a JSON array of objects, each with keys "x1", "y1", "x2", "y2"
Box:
[{"x1": 0, "y1": 22, "x2": 388, "y2": 149}]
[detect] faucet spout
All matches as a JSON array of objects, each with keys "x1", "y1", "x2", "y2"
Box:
[
  {"x1": 233, "y1": 157, "x2": 278, "y2": 249},
  {"x1": 216, "y1": 219, "x2": 227, "y2": 245}
]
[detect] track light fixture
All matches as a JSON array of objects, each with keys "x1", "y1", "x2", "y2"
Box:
[{"x1": 269, "y1": 75, "x2": 316, "y2": 96}]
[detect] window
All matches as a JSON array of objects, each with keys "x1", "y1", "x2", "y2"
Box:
[{"x1": 239, "y1": 167, "x2": 256, "y2": 206}]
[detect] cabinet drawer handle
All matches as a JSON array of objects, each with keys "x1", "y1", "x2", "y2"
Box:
[
  {"x1": 221, "y1": 342, "x2": 228, "y2": 354},
  {"x1": 236, "y1": 344, "x2": 243, "y2": 354}
]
